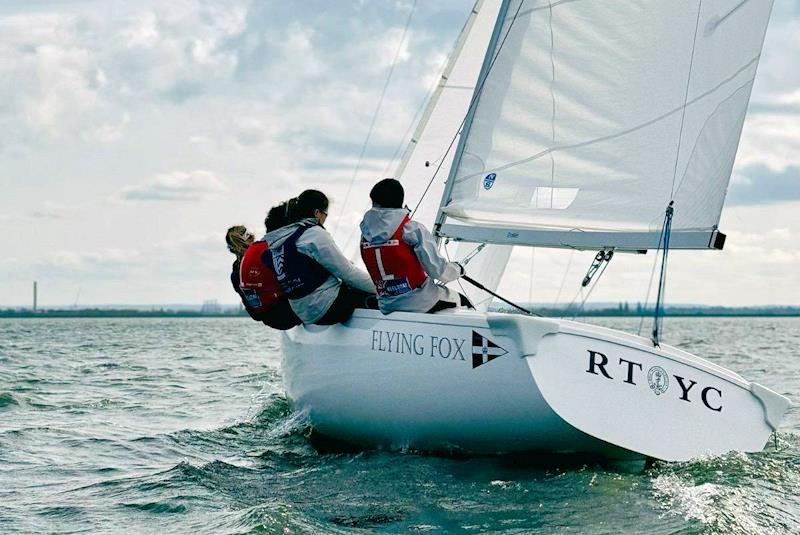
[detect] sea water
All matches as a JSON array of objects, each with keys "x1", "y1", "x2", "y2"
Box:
[{"x1": 0, "y1": 317, "x2": 798, "y2": 534}]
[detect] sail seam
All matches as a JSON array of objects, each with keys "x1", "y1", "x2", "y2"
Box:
[
  {"x1": 453, "y1": 55, "x2": 760, "y2": 183},
  {"x1": 711, "y1": 0, "x2": 751, "y2": 32},
  {"x1": 670, "y1": 0, "x2": 703, "y2": 200},
  {"x1": 511, "y1": 0, "x2": 586, "y2": 20},
  {"x1": 547, "y1": 0, "x2": 557, "y2": 209},
  {"x1": 670, "y1": 82, "x2": 753, "y2": 200}
]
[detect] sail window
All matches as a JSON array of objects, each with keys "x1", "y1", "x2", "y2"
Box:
[{"x1": 531, "y1": 187, "x2": 579, "y2": 210}]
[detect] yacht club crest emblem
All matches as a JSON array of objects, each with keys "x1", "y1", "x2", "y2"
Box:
[{"x1": 647, "y1": 366, "x2": 669, "y2": 395}]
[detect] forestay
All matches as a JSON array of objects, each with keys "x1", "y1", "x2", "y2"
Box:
[{"x1": 437, "y1": 0, "x2": 774, "y2": 251}]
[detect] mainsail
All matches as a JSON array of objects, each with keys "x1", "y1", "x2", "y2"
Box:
[{"x1": 437, "y1": 0, "x2": 774, "y2": 251}]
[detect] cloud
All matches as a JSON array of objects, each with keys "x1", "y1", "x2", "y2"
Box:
[
  {"x1": 35, "y1": 248, "x2": 142, "y2": 273},
  {"x1": 28, "y1": 201, "x2": 77, "y2": 219},
  {"x1": 0, "y1": 13, "x2": 103, "y2": 138},
  {"x1": 81, "y1": 112, "x2": 130, "y2": 143},
  {"x1": 121, "y1": 170, "x2": 227, "y2": 201},
  {"x1": 727, "y1": 164, "x2": 800, "y2": 205}
]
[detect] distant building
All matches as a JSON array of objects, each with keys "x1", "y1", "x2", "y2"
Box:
[{"x1": 201, "y1": 299, "x2": 221, "y2": 314}]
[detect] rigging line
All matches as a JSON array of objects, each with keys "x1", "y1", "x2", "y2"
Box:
[
  {"x1": 571, "y1": 258, "x2": 611, "y2": 319},
  {"x1": 554, "y1": 249, "x2": 575, "y2": 307},
  {"x1": 652, "y1": 203, "x2": 675, "y2": 347},
  {"x1": 444, "y1": 241, "x2": 472, "y2": 303},
  {"x1": 333, "y1": 0, "x2": 418, "y2": 236},
  {"x1": 383, "y1": 50, "x2": 452, "y2": 179},
  {"x1": 638, "y1": 204, "x2": 670, "y2": 336},
  {"x1": 461, "y1": 242, "x2": 487, "y2": 266},
  {"x1": 637, "y1": 245, "x2": 662, "y2": 336},
  {"x1": 670, "y1": 0, "x2": 703, "y2": 199},
  {"x1": 528, "y1": 247, "x2": 535, "y2": 305},
  {"x1": 412, "y1": 0, "x2": 528, "y2": 217},
  {"x1": 335, "y1": 51, "x2": 448, "y2": 255},
  {"x1": 455, "y1": 55, "x2": 759, "y2": 183}
]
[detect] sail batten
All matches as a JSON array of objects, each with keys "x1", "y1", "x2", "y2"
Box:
[{"x1": 437, "y1": 0, "x2": 774, "y2": 250}]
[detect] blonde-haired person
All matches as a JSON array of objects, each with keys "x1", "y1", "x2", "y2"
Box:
[{"x1": 226, "y1": 224, "x2": 300, "y2": 329}]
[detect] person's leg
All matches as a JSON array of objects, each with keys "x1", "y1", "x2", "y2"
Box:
[
  {"x1": 458, "y1": 293, "x2": 475, "y2": 309},
  {"x1": 427, "y1": 286, "x2": 475, "y2": 314},
  {"x1": 261, "y1": 300, "x2": 301, "y2": 330},
  {"x1": 427, "y1": 300, "x2": 457, "y2": 313},
  {"x1": 316, "y1": 286, "x2": 375, "y2": 325}
]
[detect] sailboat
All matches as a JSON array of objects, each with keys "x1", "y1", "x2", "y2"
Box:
[{"x1": 282, "y1": 0, "x2": 791, "y2": 462}]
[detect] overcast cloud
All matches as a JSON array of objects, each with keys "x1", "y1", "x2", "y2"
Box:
[{"x1": 1, "y1": 0, "x2": 799, "y2": 307}]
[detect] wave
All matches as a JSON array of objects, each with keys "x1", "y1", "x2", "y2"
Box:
[
  {"x1": 650, "y1": 432, "x2": 800, "y2": 534},
  {"x1": 0, "y1": 392, "x2": 19, "y2": 408}
]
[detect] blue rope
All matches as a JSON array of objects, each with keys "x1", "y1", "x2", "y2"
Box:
[{"x1": 651, "y1": 202, "x2": 674, "y2": 347}]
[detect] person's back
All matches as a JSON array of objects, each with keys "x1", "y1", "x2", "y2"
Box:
[
  {"x1": 359, "y1": 179, "x2": 469, "y2": 314},
  {"x1": 266, "y1": 190, "x2": 376, "y2": 325},
  {"x1": 225, "y1": 206, "x2": 302, "y2": 330}
]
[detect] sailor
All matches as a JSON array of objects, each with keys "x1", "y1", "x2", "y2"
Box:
[
  {"x1": 359, "y1": 178, "x2": 471, "y2": 314},
  {"x1": 265, "y1": 190, "x2": 377, "y2": 325},
  {"x1": 227, "y1": 221, "x2": 301, "y2": 330}
]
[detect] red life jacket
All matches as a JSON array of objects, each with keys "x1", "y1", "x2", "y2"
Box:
[
  {"x1": 239, "y1": 241, "x2": 284, "y2": 313},
  {"x1": 360, "y1": 214, "x2": 427, "y2": 298}
]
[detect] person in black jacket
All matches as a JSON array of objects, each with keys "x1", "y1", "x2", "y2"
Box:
[{"x1": 226, "y1": 225, "x2": 256, "y2": 316}]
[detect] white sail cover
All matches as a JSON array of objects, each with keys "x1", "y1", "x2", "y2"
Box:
[{"x1": 440, "y1": 0, "x2": 774, "y2": 250}]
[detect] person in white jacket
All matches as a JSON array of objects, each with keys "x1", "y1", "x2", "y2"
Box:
[
  {"x1": 359, "y1": 178, "x2": 471, "y2": 314},
  {"x1": 266, "y1": 190, "x2": 376, "y2": 325}
]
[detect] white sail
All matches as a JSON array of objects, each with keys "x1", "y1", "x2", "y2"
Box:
[
  {"x1": 438, "y1": 0, "x2": 774, "y2": 251},
  {"x1": 333, "y1": 0, "x2": 512, "y2": 303},
  {"x1": 446, "y1": 241, "x2": 513, "y2": 311},
  {"x1": 335, "y1": 0, "x2": 503, "y2": 259},
  {"x1": 391, "y1": 0, "x2": 510, "y2": 309},
  {"x1": 399, "y1": 0, "x2": 503, "y2": 230}
]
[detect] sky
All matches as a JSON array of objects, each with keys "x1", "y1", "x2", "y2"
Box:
[{"x1": 0, "y1": 0, "x2": 798, "y2": 308}]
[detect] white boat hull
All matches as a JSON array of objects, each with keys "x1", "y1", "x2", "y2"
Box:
[{"x1": 281, "y1": 310, "x2": 790, "y2": 461}]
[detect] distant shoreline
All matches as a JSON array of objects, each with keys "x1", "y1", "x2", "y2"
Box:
[{"x1": 1, "y1": 307, "x2": 798, "y2": 319}]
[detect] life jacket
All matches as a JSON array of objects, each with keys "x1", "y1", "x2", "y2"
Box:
[
  {"x1": 268, "y1": 225, "x2": 330, "y2": 300},
  {"x1": 238, "y1": 241, "x2": 284, "y2": 313},
  {"x1": 360, "y1": 214, "x2": 427, "y2": 298}
]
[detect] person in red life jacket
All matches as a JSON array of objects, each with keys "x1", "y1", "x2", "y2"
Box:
[
  {"x1": 239, "y1": 202, "x2": 301, "y2": 330},
  {"x1": 226, "y1": 217, "x2": 300, "y2": 330},
  {"x1": 265, "y1": 190, "x2": 377, "y2": 325},
  {"x1": 359, "y1": 178, "x2": 472, "y2": 314}
]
